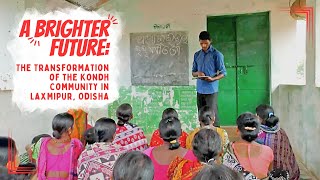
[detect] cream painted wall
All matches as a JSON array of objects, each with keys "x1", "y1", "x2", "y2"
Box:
[
  {"x1": 0, "y1": 0, "x2": 24, "y2": 90},
  {"x1": 101, "y1": 0, "x2": 301, "y2": 90},
  {"x1": 0, "y1": 0, "x2": 107, "y2": 152},
  {"x1": 271, "y1": 1, "x2": 320, "y2": 177},
  {"x1": 316, "y1": 0, "x2": 320, "y2": 87}
]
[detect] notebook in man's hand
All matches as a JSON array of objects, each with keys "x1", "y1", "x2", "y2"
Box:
[
  {"x1": 192, "y1": 76, "x2": 210, "y2": 80},
  {"x1": 192, "y1": 70, "x2": 220, "y2": 80}
]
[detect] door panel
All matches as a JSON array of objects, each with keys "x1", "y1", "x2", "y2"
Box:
[
  {"x1": 237, "y1": 90, "x2": 269, "y2": 114},
  {"x1": 208, "y1": 16, "x2": 237, "y2": 125},
  {"x1": 208, "y1": 17, "x2": 236, "y2": 42},
  {"x1": 237, "y1": 66, "x2": 269, "y2": 90},
  {"x1": 217, "y1": 90, "x2": 237, "y2": 125},
  {"x1": 237, "y1": 41, "x2": 269, "y2": 66},
  {"x1": 207, "y1": 12, "x2": 270, "y2": 126},
  {"x1": 236, "y1": 12, "x2": 270, "y2": 115},
  {"x1": 236, "y1": 13, "x2": 269, "y2": 42},
  {"x1": 216, "y1": 43, "x2": 237, "y2": 125},
  {"x1": 216, "y1": 42, "x2": 237, "y2": 90}
]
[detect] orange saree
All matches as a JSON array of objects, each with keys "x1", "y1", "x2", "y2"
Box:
[
  {"x1": 167, "y1": 157, "x2": 203, "y2": 180},
  {"x1": 68, "y1": 109, "x2": 88, "y2": 144},
  {"x1": 150, "y1": 129, "x2": 188, "y2": 148}
]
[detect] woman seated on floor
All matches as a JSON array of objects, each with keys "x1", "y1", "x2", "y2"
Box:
[
  {"x1": 168, "y1": 129, "x2": 222, "y2": 180},
  {"x1": 113, "y1": 103, "x2": 148, "y2": 151},
  {"x1": 37, "y1": 112, "x2": 83, "y2": 180},
  {"x1": 255, "y1": 104, "x2": 300, "y2": 180},
  {"x1": 150, "y1": 108, "x2": 188, "y2": 148},
  {"x1": 186, "y1": 105, "x2": 229, "y2": 153},
  {"x1": 144, "y1": 116, "x2": 197, "y2": 180},
  {"x1": 77, "y1": 118, "x2": 127, "y2": 180},
  {"x1": 222, "y1": 112, "x2": 274, "y2": 179},
  {"x1": 19, "y1": 134, "x2": 51, "y2": 166}
]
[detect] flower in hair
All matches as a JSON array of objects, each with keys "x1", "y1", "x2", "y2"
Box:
[
  {"x1": 244, "y1": 127, "x2": 256, "y2": 131},
  {"x1": 268, "y1": 112, "x2": 274, "y2": 118},
  {"x1": 201, "y1": 157, "x2": 216, "y2": 166},
  {"x1": 166, "y1": 118, "x2": 173, "y2": 123},
  {"x1": 207, "y1": 158, "x2": 215, "y2": 163},
  {"x1": 170, "y1": 139, "x2": 177, "y2": 144}
]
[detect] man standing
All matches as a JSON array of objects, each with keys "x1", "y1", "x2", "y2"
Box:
[{"x1": 192, "y1": 31, "x2": 227, "y2": 127}]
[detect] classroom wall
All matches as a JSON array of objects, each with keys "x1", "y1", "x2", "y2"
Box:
[
  {"x1": 271, "y1": 1, "x2": 320, "y2": 177},
  {"x1": 272, "y1": 85, "x2": 320, "y2": 178},
  {"x1": 101, "y1": 0, "x2": 302, "y2": 134},
  {"x1": 0, "y1": 0, "x2": 108, "y2": 152},
  {"x1": 101, "y1": 0, "x2": 300, "y2": 89},
  {"x1": 316, "y1": 0, "x2": 320, "y2": 87},
  {"x1": 0, "y1": 0, "x2": 59, "y2": 147},
  {"x1": 0, "y1": 0, "x2": 23, "y2": 90},
  {"x1": 0, "y1": 0, "x2": 302, "y2": 152}
]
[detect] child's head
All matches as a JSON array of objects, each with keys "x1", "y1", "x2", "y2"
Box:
[
  {"x1": 113, "y1": 151, "x2": 154, "y2": 180},
  {"x1": 236, "y1": 112, "x2": 260, "y2": 142},
  {"x1": 159, "y1": 117, "x2": 182, "y2": 150},
  {"x1": 269, "y1": 169, "x2": 289, "y2": 180},
  {"x1": 83, "y1": 128, "x2": 95, "y2": 145},
  {"x1": 94, "y1": 118, "x2": 116, "y2": 143},
  {"x1": 162, "y1": 108, "x2": 178, "y2": 119},
  {"x1": 192, "y1": 164, "x2": 243, "y2": 180},
  {"x1": 27, "y1": 134, "x2": 51, "y2": 162},
  {"x1": 52, "y1": 112, "x2": 74, "y2": 139},
  {"x1": 0, "y1": 137, "x2": 19, "y2": 167},
  {"x1": 198, "y1": 106, "x2": 215, "y2": 127},
  {"x1": 31, "y1": 134, "x2": 51, "y2": 144},
  {"x1": 116, "y1": 103, "x2": 133, "y2": 126}
]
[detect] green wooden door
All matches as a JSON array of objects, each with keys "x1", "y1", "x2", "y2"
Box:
[
  {"x1": 207, "y1": 16, "x2": 237, "y2": 125},
  {"x1": 207, "y1": 12, "x2": 270, "y2": 125}
]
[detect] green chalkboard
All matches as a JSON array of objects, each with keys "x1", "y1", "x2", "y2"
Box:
[{"x1": 107, "y1": 86, "x2": 198, "y2": 135}]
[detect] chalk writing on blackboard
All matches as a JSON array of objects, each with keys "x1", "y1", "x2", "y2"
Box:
[
  {"x1": 132, "y1": 32, "x2": 188, "y2": 61},
  {"x1": 130, "y1": 31, "x2": 189, "y2": 86}
]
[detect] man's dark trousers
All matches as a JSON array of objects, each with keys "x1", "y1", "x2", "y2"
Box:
[{"x1": 197, "y1": 92, "x2": 220, "y2": 127}]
